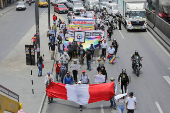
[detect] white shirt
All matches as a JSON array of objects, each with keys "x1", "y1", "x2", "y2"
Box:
[
  {"x1": 108, "y1": 47, "x2": 115, "y2": 54},
  {"x1": 126, "y1": 97, "x2": 137, "y2": 110},
  {"x1": 45, "y1": 74, "x2": 54, "y2": 84},
  {"x1": 65, "y1": 34, "x2": 69, "y2": 41},
  {"x1": 102, "y1": 42, "x2": 108, "y2": 49},
  {"x1": 60, "y1": 43, "x2": 64, "y2": 50},
  {"x1": 48, "y1": 29, "x2": 53, "y2": 35},
  {"x1": 60, "y1": 54, "x2": 70, "y2": 64},
  {"x1": 97, "y1": 19, "x2": 101, "y2": 24},
  {"x1": 116, "y1": 98, "x2": 126, "y2": 105},
  {"x1": 80, "y1": 74, "x2": 89, "y2": 84}
]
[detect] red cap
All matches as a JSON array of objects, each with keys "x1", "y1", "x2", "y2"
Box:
[
  {"x1": 69, "y1": 42, "x2": 71, "y2": 44},
  {"x1": 82, "y1": 70, "x2": 85, "y2": 73}
]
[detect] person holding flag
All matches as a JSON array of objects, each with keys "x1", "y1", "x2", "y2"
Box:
[{"x1": 107, "y1": 45, "x2": 115, "y2": 64}]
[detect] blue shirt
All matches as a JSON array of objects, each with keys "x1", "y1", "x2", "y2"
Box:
[
  {"x1": 63, "y1": 75, "x2": 73, "y2": 85},
  {"x1": 50, "y1": 36, "x2": 56, "y2": 43}
]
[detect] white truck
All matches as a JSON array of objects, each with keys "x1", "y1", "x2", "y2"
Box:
[{"x1": 117, "y1": 0, "x2": 147, "y2": 30}]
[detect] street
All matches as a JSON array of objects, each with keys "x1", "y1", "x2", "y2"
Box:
[{"x1": 0, "y1": 1, "x2": 170, "y2": 113}]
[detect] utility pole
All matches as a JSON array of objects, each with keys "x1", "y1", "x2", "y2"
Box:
[
  {"x1": 48, "y1": 0, "x2": 50, "y2": 28},
  {"x1": 35, "y1": 0, "x2": 40, "y2": 60}
]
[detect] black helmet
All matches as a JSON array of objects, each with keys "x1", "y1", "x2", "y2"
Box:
[
  {"x1": 135, "y1": 50, "x2": 138, "y2": 55},
  {"x1": 122, "y1": 69, "x2": 126, "y2": 73}
]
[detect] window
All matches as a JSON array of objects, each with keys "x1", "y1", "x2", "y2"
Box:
[
  {"x1": 58, "y1": 5, "x2": 66, "y2": 8},
  {"x1": 129, "y1": 11, "x2": 146, "y2": 18}
]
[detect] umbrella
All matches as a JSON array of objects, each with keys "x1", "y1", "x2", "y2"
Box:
[
  {"x1": 115, "y1": 93, "x2": 127, "y2": 100},
  {"x1": 18, "y1": 109, "x2": 25, "y2": 113}
]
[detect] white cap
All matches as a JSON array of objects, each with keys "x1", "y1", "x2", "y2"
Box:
[{"x1": 78, "y1": 81, "x2": 81, "y2": 84}]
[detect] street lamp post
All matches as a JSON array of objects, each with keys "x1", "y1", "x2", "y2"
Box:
[
  {"x1": 48, "y1": 0, "x2": 50, "y2": 28},
  {"x1": 35, "y1": 0, "x2": 40, "y2": 60}
]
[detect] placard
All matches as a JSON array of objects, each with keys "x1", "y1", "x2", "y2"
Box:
[
  {"x1": 74, "y1": 31, "x2": 85, "y2": 43},
  {"x1": 95, "y1": 75, "x2": 105, "y2": 83},
  {"x1": 71, "y1": 64, "x2": 81, "y2": 71}
]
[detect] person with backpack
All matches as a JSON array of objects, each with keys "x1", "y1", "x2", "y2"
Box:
[
  {"x1": 63, "y1": 71, "x2": 73, "y2": 85},
  {"x1": 79, "y1": 70, "x2": 89, "y2": 84},
  {"x1": 90, "y1": 44, "x2": 95, "y2": 58},
  {"x1": 55, "y1": 61, "x2": 61, "y2": 82},
  {"x1": 37, "y1": 56, "x2": 44, "y2": 77},
  {"x1": 59, "y1": 66, "x2": 67, "y2": 83},
  {"x1": 118, "y1": 69, "x2": 129, "y2": 94},
  {"x1": 67, "y1": 42, "x2": 73, "y2": 61}
]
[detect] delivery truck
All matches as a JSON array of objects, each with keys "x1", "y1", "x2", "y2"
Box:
[{"x1": 116, "y1": 0, "x2": 147, "y2": 30}]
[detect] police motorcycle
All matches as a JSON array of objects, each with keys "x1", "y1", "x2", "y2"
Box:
[{"x1": 131, "y1": 56, "x2": 143, "y2": 77}]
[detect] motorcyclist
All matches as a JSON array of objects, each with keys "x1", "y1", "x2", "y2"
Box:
[
  {"x1": 118, "y1": 69, "x2": 129, "y2": 94},
  {"x1": 131, "y1": 50, "x2": 142, "y2": 69}
]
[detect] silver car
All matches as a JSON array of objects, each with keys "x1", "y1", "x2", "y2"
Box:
[
  {"x1": 16, "y1": 2, "x2": 26, "y2": 11},
  {"x1": 85, "y1": 0, "x2": 100, "y2": 11},
  {"x1": 73, "y1": 3, "x2": 85, "y2": 15}
]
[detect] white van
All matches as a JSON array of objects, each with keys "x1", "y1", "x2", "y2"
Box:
[{"x1": 106, "y1": 3, "x2": 119, "y2": 17}]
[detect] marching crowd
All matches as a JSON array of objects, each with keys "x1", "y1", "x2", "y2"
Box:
[{"x1": 36, "y1": 10, "x2": 138, "y2": 113}]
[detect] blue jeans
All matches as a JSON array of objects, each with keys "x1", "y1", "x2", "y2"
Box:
[
  {"x1": 56, "y1": 73, "x2": 59, "y2": 81},
  {"x1": 59, "y1": 50, "x2": 64, "y2": 56},
  {"x1": 38, "y1": 65, "x2": 42, "y2": 76},
  {"x1": 110, "y1": 96, "x2": 116, "y2": 107},
  {"x1": 118, "y1": 105, "x2": 124, "y2": 113},
  {"x1": 86, "y1": 60, "x2": 91, "y2": 70},
  {"x1": 53, "y1": 30, "x2": 56, "y2": 37},
  {"x1": 91, "y1": 51, "x2": 94, "y2": 58}
]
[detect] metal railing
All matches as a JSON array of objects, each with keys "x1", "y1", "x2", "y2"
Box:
[{"x1": 0, "y1": 85, "x2": 19, "y2": 102}]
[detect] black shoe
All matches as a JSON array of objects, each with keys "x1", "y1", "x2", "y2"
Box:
[
  {"x1": 48, "y1": 101, "x2": 50, "y2": 104},
  {"x1": 114, "y1": 106, "x2": 116, "y2": 109},
  {"x1": 110, "y1": 104, "x2": 113, "y2": 108}
]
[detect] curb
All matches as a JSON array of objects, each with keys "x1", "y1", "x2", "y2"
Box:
[{"x1": 147, "y1": 25, "x2": 170, "y2": 53}]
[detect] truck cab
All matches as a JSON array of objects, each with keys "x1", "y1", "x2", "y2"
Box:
[{"x1": 118, "y1": 0, "x2": 147, "y2": 30}]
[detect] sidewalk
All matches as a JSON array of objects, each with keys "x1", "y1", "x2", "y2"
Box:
[{"x1": 0, "y1": 11, "x2": 55, "y2": 113}]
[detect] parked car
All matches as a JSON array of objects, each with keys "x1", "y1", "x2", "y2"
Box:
[
  {"x1": 16, "y1": 2, "x2": 26, "y2": 11},
  {"x1": 54, "y1": 4, "x2": 68, "y2": 14},
  {"x1": 26, "y1": 0, "x2": 35, "y2": 3},
  {"x1": 99, "y1": 2, "x2": 107, "y2": 11},
  {"x1": 73, "y1": 3, "x2": 85, "y2": 15},
  {"x1": 52, "y1": 0, "x2": 67, "y2": 6},
  {"x1": 85, "y1": 0, "x2": 100, "y2": 11},
  {"x1": 65, "y1": 2, "x2": 73, "y2": 11}
]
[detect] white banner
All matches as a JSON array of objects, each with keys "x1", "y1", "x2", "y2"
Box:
[
  {"x1": 71, "y1": 64, "x2": 81, "y2": 71},
  {"x1": 95, "y1": 75, "x2": 105, "y2": 83}
]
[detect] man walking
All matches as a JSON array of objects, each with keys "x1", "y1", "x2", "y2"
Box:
[
  {"x1": 70, "y1": 59, "x2": 80, "y2": 83},
  {"x1": 67, "y1": 42, "x2": 73, "y2": 61},
  {"x1": 59, "y1": 52, "x2": 70, "y2": 70},
  {"x1": 78, "y1": 43, "x2": 85, "y2": 65},
  {"x1": 49, "y1": 42, "x2": 56, "y2": 60},
  {"x1": 55, "y1": 61, "x2": 61, "y2": 82},
  {"x1": 126, "y1": 92, "x2": 137, "y2": 113},
  {"x1": 72, "y1": 41, "x2": 78, "y2": 57},
  {"x1": 59, "y1": 66, "x2": 67, "y2": 83},
  {"x1": 118, "y1": 69, "x2": 129, "y2": 94},
  {"x1": 53, "y1": 13, "x2": 57, "y2": 22},
  {"x1": 83, "y1": 49, "x2": 92, "y2": 71},
  {"x1": 118, "y1": 14, "x2": 122, "y2": 30},
  {"x1": 52, "y1": 22, "x2": 57, "y2": 37},
  {"x1": 58, "y1": 41, "x2": 65, "y2": 57},
  {"x1": 107, "y1": 26, "x2": 113, "y2": 41},
  {"x1": 110, "y1": 77, "x2": 117, "y2": 109},
  {"x1": 63, "y1": 71, "x2": 73, "y2": 85},
  {"x1": 45, "y1": 72, "x2": 54, "y2": 104},
  {"x1": 63, "y1": 26, "x2": 67, "y2": 38},
  {"x1": 90, "y1": 44, "x2": 95, "y2": 58},
  {"x1": 101, "y1": 40, "x2": 108, "y2": 57},
  {"x1": 79, "y1": 70, "x2": 89, "y2": 84}
]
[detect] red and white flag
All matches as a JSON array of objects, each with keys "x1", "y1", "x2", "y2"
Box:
[{"x1": 46, "y1": 82, "x2": 115, "y2": 105}]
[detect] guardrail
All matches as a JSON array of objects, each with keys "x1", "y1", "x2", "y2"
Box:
[{"x1": 0, "y1": 85, "x2": 19, "y2": 102}]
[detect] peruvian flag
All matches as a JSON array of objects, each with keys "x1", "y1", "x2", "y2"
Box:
[{"x1": 46, "y1": 82, "x2": 115, "y2": 105}]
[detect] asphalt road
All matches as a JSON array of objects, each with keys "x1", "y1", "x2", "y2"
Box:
[
  {"x1": 41, "y1": 11, "x2": 170, "y2": 113},
  {"x1": 0, "y1": 3, "x2": 48, "y2": 63}
]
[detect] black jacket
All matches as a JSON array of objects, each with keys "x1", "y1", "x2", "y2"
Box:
[
  {"x1": 118, "y1": 73, "x2": 129, "y2": 84},
  {"x1": 49, "y1": 44, "x2": 55, "y2": 51}
]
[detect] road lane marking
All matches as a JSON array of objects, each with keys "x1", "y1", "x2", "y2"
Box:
[
  {"x1": 163, "y1": 76, "x2": 170, "y2": 85},
  {"x1": 147, "y1": 32, "x2": 170, "y2": 58},
  {"x1": 100, "y1": 105, "x2": 104, "y2": 113},
  {"x1": 40, "y1": 8, "x2": 48, "y2": 17},
  {"x1": 155, "y1": 102, "x2": 163, "y2": 113},
  {"x1": 118, "y1": 30, "x2": 125, "y2": 39}
]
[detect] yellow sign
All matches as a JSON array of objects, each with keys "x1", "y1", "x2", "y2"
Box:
[
  {"x1": 69, "y1": 25, "x2": 94, "y2": 30},
  {"x1": 0, "y1": 94, "x2": 22, "y2": 113}
]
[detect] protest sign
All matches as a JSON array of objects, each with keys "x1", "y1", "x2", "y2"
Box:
[
  {"x1": 60, "y1": 24, "x2": 66, "y2": 29},
  {"x1": 71, "y1": 18, "x2": 95, "y2": 26},
  {"x1": 69, "y1": 25, "x2": 94, "y2": 30},
  {"x1": 74, "y1": 31, "x2": 85, "y2": 43},
  {"x1": 95, "y1": 75, "x2": 105, "y2": 83},
  {"x1": 71, "y1": 64, "x2": 81, "y2": 71}
]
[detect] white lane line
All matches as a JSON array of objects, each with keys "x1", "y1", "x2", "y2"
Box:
[
  {"x1": 100, "y1": 105, "x2": 104, "y2": 113},
  {"x1": 118, "y1": 30, "x2": 125, "y2": 39},
  {"x1": 147, "y1": 32, "x2": 170, "y2": 58},
  {"x1": 155, "y1": 102, "x2": 163, "y2": 113},
  {"x1": 163, "y1": 76, "x2": 170, "y2": 85},
  {"x1": 40, "y1": 8, "x2": 48, "y2": 17}
]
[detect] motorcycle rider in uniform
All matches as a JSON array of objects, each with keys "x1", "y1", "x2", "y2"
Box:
[
  {"x1": 118, "y1": 69, "x2": 129, "y2": 94},
  {"x1": 131, "y1": 50, "x2": 142, "y2": 69}
]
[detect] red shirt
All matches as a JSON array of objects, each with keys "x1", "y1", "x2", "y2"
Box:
[
  {"x1": 55, "y1": 63, "x2": 61, "y2": 73},
  {"x1": 53, "y1": 15, "x2": 57, "y2": 21}
]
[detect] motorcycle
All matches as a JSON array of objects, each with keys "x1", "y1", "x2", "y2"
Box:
[
  {"x1": 132, "y1": 56, "x2": 143, "y2": 77},
  {"x1": 104, "y1": 14, "x2": 109, "y2": 26}
]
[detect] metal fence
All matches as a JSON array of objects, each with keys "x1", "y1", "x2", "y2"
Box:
[
  {"x1": 0, "y1": 85, "x2": 19, "y2": 102},
  {"x1": 146, "y1": 8, "x2": 170, "y2": 39}
]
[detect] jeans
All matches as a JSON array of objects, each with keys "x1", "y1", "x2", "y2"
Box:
[
  {"x1": 86, "y1": 60, "x2": 91, "y2": 70},
  {"x1": 56, "y1": 73, "x2": 59, "y2": 81},
  {"x1": 68, "y1": 52, "x2": 72, "y2": 60},
  {"x1": 91, "y1": 51, "x2": 94, "y2": 58},
  {"x1": 72, "y1": 70, "x2": 78, "y2": 82},
  {"x1": 53, "y1": 30, "x2": 56, "y2": 37},
  {"x1": 110, "y1": 96, "x2": 116, "y2": 107},
  {"x1": 102, "y1": 48, "x2": 106, "y2": 57},
  {"x1": 38, "y1": 65, "x2": 42, "y2": 76},
  {"x1": 118, "y1": 105, "x2": 124, "y2": 113},
  {"x1": 127, "y1": 109, "x2": 134, "y2": 113},
  {"x1": 59, "y1": 50, "x2": 64, "y2": 56}
]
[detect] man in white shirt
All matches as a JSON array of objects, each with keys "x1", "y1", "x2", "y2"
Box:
[
  {"x1": 65, "y1": 32, "x2": 69, "y2": 41},
  {"x1": 47, "y1": 26, "x2": 53, "y2": 40},
  {"x1": 107, "y1": 45, "x2": 115, "y2": 56},
  {"x1": 101, "y1": 39, "x2": 108, "y2": 57},
  {"x1": 45, "y1": 72, "x2": 54, "y2": 104},
  {"x1": 59, "y1": 52, "x2": 70, "y2": 71},
  {"x1": 126, "y1": 92, "x2": 137, "y2": 113}
]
